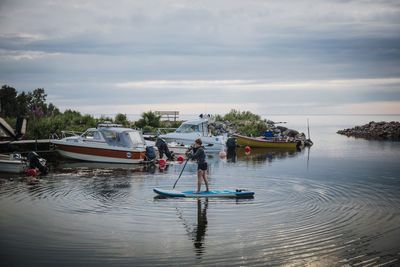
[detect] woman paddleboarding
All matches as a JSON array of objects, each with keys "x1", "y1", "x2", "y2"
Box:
[{"x1": 189, "y1": 138, "x2": 209, "y2": 193}]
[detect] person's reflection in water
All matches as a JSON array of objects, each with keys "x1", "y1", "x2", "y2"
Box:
[
  {"x1": 227, "y1": 147, "x2": 237, "y2": 162},
  {"x1": 192, "y1": 198, "x2": 208, "y2": 255}
]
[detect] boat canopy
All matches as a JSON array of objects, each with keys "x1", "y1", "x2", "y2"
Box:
[
  {"x1": 82, "y1": 127, "x2": 146, "y2": 148},
  {"x1": 175, "y1": 119, "x2": 209, "y2": 136}
]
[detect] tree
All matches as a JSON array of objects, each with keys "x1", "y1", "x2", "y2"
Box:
[
  {"x1": 16, "y1": 92, "x2": 30, "y2": 115},
  {"x1": 135, "y1": 111, "x2": 161, "y2": 129},
  {"x1": 114, "y1": 113, "x2": 129, "y2": 126},
  {"x1": 28, "y1": 88, "x2": 47, "y2": 112},
  {"x1": 0, "y1": 85, "x2": 18, "y2": 117},
  {"x1": 47, "y1": 103, "x2": 61, "y2": 116}
]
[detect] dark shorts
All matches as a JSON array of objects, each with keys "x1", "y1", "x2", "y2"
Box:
[{"x1": 197, "y1": 162, "x2": 208, "y2": 171}]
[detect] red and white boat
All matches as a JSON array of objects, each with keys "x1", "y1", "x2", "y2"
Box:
[{"x1": 51, "y1": 124, "x2": 146, "y2": 163}]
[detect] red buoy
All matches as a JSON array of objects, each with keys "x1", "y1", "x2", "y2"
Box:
[
  {"x1": 159, "y1": 159, "x2": 166, "y2": 166},
  {"x1": 244, "y1": 146, "x2": 251, "y2": 152},
  {"x1": 27, "y1": 169, "x2": 37, "y2": 176},
  {"x1": 177, "y1": 156, "x2": 184, "y2": 163}
]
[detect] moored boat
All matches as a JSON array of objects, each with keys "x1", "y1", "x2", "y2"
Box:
[
  {"x1": 0, "y1": 152, "x2": 47, "y2": 174},
  {"x1": 232, "y1": 134, "x2": 300, "y2": 149},
  {"x1": 158, "y1": 115, "x2": 225, "y2": 152},
  {"x1": 0, "y1": 153, "x2": 28, "y2": 173},
  {"x1": 51, "y1": 124, "x2": 147, "y2": 163}
]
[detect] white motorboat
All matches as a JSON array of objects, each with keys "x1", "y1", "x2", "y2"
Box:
[
  {"x1": 158, "y1": 116, "x2": 225, "y2": 151},
  {"x1": 0, "y1": 153, "x2": 28, "y2": 173},
  {"x1": 51, "y1": 124, "x2": 147, "y2": 163},
  {"x1": 0, "y1": 152, "x2": 47, "y2": 174}
]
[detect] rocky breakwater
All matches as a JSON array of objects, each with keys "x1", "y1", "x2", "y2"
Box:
[
  {"x1": 337, "y1": 121, "x2": 400, "y2": 141},
  {"x1": 209, "y1": 120, "x2": 313, "y2": 147}
]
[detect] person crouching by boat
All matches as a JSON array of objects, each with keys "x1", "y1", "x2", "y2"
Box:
[
  {"x1": 155, "y1": 137, "x2": 174, "y2": 161},
  {"x1": 189, "y1": 138, "x2": 209, "y2": 193}
]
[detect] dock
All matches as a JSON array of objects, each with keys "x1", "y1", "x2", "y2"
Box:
[{"x1": 0, "y1": 139, "x2": 52, "y2": 153}]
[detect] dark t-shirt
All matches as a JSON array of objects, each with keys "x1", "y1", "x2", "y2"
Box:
[{"x1": 190, "y1": 146, "x2": 206, "y2": 165}]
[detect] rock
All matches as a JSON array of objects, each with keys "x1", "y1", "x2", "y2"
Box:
[
  {"x1": 304, "y1": 139, "x2": 314, "y2": 146},
  {"x1": 277, "y1": 126, "x2": 288, "y2": 132},
  {"x1": 337, "y1": 121, "x2": 400, "y2": 141},
  {"x1": 210, "y1": 117, "x2": 313, "y2": 146},
  {"x1": 286, "y1": 129, "x2": 299, "y2": 137}
]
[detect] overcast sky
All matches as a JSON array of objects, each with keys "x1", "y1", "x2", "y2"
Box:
[{"x1": 1, "y1": 0, "x2": 399, "y2": 115}]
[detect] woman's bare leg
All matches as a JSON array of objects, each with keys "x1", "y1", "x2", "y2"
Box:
[
  {"x1": 203, "y1": 171, "x2": 209, "y2": 192},
  {"x1": 196, "y1": 170, "x2": 202, "y2": 193}
]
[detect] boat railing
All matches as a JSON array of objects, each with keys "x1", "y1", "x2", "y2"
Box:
[
  {"x1": 49, "y1": 133, "x2": 59, "y2": 140},
  {"x1": 156, "y1": 127, "x2": 178, "y2": 135},
  {"x1": 61, "y1": 130, "x2": 83, "y2": 139}
]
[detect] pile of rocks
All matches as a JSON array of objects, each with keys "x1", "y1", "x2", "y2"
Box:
[
  {"x1": 337, "y1": 121, "x2": 400, "y2": 141},
  {"x1": 209, "y1": 120, "x2": 313, "y2": 146}
]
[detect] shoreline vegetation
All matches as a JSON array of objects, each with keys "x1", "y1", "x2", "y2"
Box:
[
  {"x1": 2, "y1": 86, "x2": 398, "y2": 143},
  {"x1": 337, "y1": 121, "x2": 400, "y2": 141},
  {"x1": 1, "y1": 86, "x2": 309, "y2": 142}
]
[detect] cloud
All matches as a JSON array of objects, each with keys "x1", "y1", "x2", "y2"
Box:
[{"x1": 0, "y1": 0, "x2": 399, "y2": 115}]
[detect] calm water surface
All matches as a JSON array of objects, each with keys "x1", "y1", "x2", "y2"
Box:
[{"x1": 1, "y1": 115, "x2": 400, "y2": 266}]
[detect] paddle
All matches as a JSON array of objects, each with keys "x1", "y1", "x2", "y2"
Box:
[{"x1": 173, "y1": 158, "x2": 189, "y2": 189}]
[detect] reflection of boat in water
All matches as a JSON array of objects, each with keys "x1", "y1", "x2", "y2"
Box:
[
  {"x1": 51, "y1": 123, "x2": 147, "y2": 163},
  {"x1": 158, "y1": 116, "x2": 225, "y2": 152},
  {"x1": 55, "y1": 160, "x2": 147, "y2": 171},
  {"x1": 236, "y1": 147, "x2": 300, "y2": 162},
  {"x1": 233, "y1": 134, "x2": 300, "y2": 149}
]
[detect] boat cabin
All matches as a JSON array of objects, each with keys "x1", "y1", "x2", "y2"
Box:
[
  {"x1": 80, "y1": 127, "x2": 146, "y2": 149},
  {"x1": 175, "y1": 119, "x2": 210, "y2": 137}
]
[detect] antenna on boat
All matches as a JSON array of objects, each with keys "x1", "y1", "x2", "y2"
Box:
[{"x1": 307, "y1": 118, "x2": 310, "y2": 140}]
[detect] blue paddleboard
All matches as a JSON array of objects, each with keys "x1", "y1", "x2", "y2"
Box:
[{"x1": 153, "y1": 188, "x2": 254, "y2": 197}]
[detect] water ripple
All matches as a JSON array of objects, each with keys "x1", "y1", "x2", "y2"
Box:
[{"x1": 1, "y1": 164, "x2": 399, "y2": 266}]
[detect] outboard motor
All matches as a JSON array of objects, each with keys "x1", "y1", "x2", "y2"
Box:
[
  {"x1": 27, "y1": 151, "x2": 48, "y2": 175},
  {"x1": 155, "y1": 137, "x2": 174, "y2": 160},
  {"x1": 145, "y1": 146, "x2": 156, "y2": 161}
]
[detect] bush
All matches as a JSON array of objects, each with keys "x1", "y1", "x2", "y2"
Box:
[
  {"x1": 114, "y1": 113, "x2": 129, "y2": 126},
  {"x1": 221, "y1": 109, "x2": 261, "y2": 122},
  {"x1": 135, "y1": 111, "x2": 161, "y2": 129},
  {"x1": 236, "y1": 121, "x2": 268, "y2": 137}
]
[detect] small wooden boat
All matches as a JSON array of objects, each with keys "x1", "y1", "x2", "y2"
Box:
[{"x1": 232, "y1": 134, "x2": 299, "y2": 149}]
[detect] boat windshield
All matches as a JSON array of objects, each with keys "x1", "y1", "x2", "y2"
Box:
[
  {"x1": 126, "y1": 131, "x2": 146, "y2": 148},
  {"x1": 99, "y1": 129, "x2": 145, "y2": 148},
  {"x1": 176, "y1": 123, "x2": 199, "y2": 133}
]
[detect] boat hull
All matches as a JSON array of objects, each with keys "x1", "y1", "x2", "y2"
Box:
[
  {"x1": 0, "y1": 159, "x2": 28, "y2": 173},
  {"x1": 53, "y1": 142, "x2": 146, "y2": 163},
  {"x1": 233, "y1": 134, "x2": 298, "y2": 148},
  {"x1": 158, "y1": 133, "x2": 225, "y2": 152}
]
